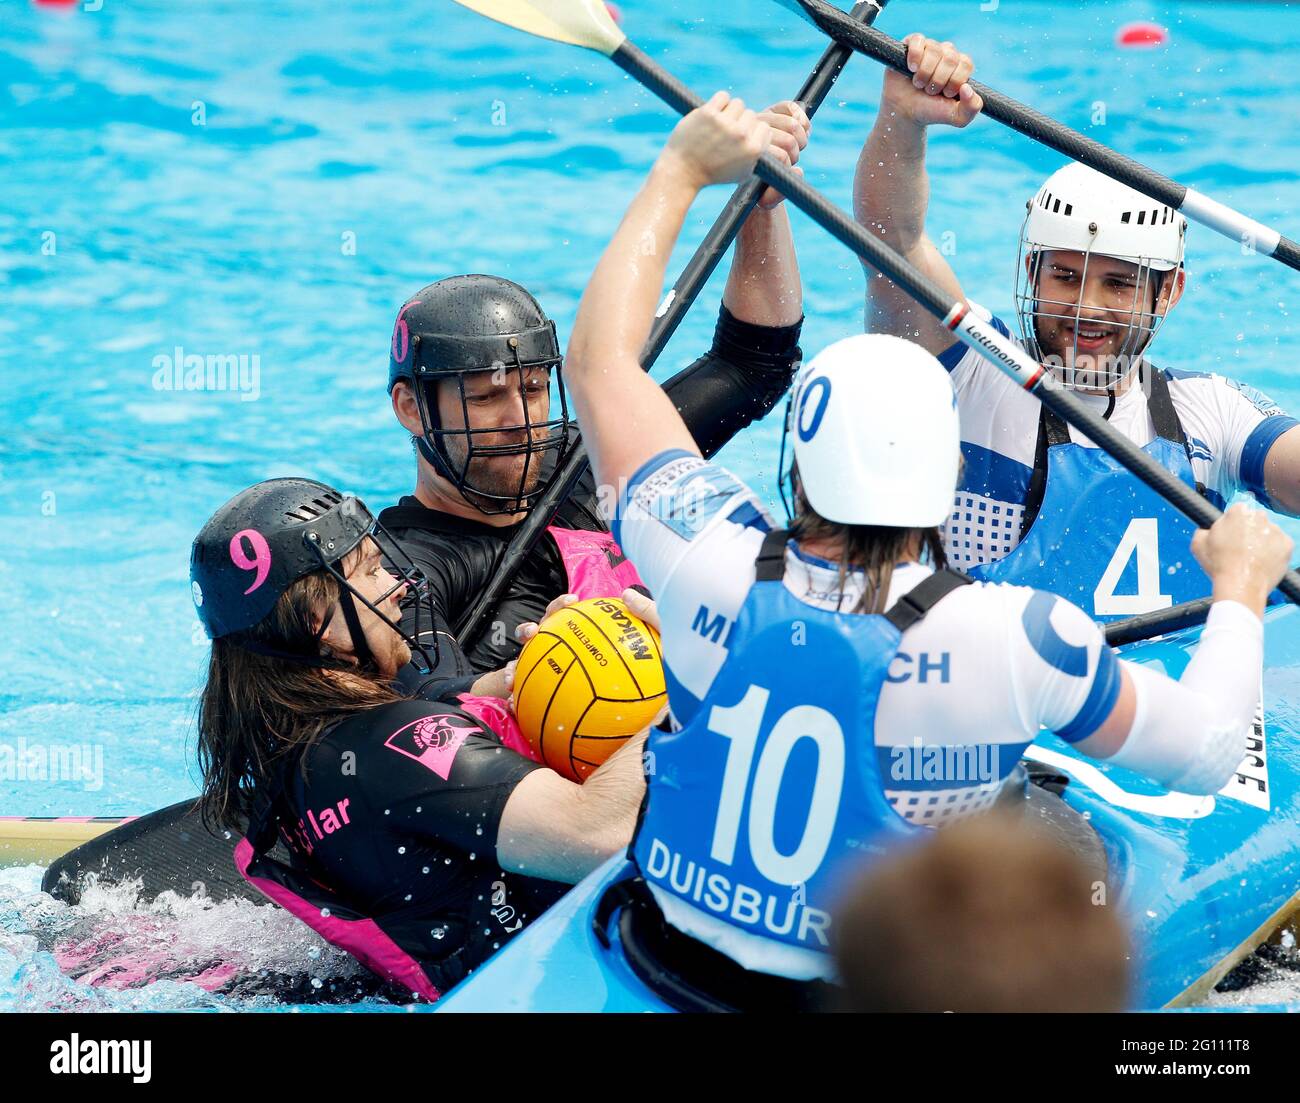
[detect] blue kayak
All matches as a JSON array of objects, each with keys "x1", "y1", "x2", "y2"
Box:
[{"x1": 437, "y1": 605, "x2": 1300, "y2": 1012}]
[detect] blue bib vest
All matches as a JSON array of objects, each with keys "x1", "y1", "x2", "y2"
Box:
[
  {"x1": 630, "y1": 530, "x2": 968, "y2": 980},
  {"x1": 970, "y1": 367, "x2": 1209, "y2": 621}
]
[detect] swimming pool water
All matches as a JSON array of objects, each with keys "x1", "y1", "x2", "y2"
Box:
[{"x1": 2, "y1": 0, "x2": 1299, "y2": 1007}]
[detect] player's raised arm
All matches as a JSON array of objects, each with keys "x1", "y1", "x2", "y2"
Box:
[
  {"x1": 564, "y1": 93, "x2": 771, "y2": 497},
  {"x1": 721, "y1": 100, "x2": 806, "y2": 331},
  {"x1": 853, "y1": 34, "x2": 983, "y2": 356}
]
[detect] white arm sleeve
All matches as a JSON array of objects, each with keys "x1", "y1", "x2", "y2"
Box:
[{"x1": 1109, "y1": 601, "x2": 1262, "y2": 794}]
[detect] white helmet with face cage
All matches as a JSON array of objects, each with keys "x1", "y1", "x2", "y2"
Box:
[{"x1": 1015, "y1": 161, "x2": 1187, "y2": 390}]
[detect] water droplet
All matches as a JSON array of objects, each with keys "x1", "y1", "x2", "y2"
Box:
[
  {"x1": 320, "y1": 908, "x2": 331, "y2": 918},
  {"x1": 307, "y1": 946, "x2": 321, "y2": 959},
  {"x1": 398, "y1": 846, "x2": 406, "y2": 855},
  {"x1": 422, "y1": 866, "x2": 430, "y2": 875},
  {"x1": 444, "y1": 858, "x2": 452, "y2": 864},
  {"x1": 469, "y1": 853, "x2": 476, "y2": 860},
  {"x1": 405, "y1": 894, "x2": 412, "y2": 902},
  {"x1": 384, "y1": 809, "x2": 391, "y2": 816},
  {"x1": 475, "y1": 826, "x2": 484, "y2": 836},
  {"x1": 430, "y1": 926, "x2": 447, "y2": 940},
  {"x1": 415, "y1": 806, "x2": 422, "y2": 813}
]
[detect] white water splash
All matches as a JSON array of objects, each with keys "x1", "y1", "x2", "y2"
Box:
[{"x1": 0, "y1": 864, "x2": 389, "y2": 1012}]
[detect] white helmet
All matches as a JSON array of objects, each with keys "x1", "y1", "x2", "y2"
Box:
[
  {"x1": 785, "y1": 334, "x2": 960, "y2": 528},
  {"x1": 1015, "y1": 161, "x2": 1187, "y2": 390}
]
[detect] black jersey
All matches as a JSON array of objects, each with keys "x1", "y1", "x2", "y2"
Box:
[
  {"x1": 381, "y1": 306, "x2": 803, "y2": 699},
  {"x1": 237, "y1": 699, "x2": 568, "y2": 1000}
]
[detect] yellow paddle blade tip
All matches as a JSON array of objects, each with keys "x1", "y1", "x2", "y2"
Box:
[{"x1": 448, "y1": 0, "x2": 626, "y2": 56}]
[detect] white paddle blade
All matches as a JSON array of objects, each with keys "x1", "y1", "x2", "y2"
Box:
[{"x1": 448, "y1": 0, "x2": 626, "y2": 56}]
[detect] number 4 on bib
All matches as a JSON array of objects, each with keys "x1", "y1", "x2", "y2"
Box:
[{"x1": 1093, "y1": 517, "x2": 1173, "y2": 617}]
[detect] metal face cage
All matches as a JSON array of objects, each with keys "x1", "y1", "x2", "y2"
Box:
[
  {"x1": 303, "y1": 497, "x2": 441, "y2": 676},
  {"x1": 410, "y1": 334, "x2": 573, "y2": 515},
  {"x1": 1014, "y1": 212, "x2": 1178, "y2": 393}
]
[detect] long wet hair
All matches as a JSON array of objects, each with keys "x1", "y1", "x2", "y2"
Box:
[
  {"x1": 788, "y1": 479, "x2": 947, "y2": 615},
  {"x1": 196, "y1": 569, "x2": 400, "y2": 831}
]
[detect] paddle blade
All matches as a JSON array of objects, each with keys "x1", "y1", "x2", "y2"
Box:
[{"x1": 449, "y1": 0, "x2": 626, "y2": 56}]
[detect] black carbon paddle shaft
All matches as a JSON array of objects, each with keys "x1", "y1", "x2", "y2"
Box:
[
  {"x1": 1104, "y1": 598, "x2": 1217, "y2": 647},
  {"x1": 456, "y1": 1, "x2": 887, "y2": 647},
  {"x1": 1277, "y1": 237, "x2": 1300, "y2": 271},
  {"x1": 782, "y1": 0, "x2": 1300, "y2": 274},
  {"x1": 640, "y1": 0, "x2": 889, "y2": 366},
  {"x1": 610, "y1": 40, "x2": 1300, "y2": 610}
]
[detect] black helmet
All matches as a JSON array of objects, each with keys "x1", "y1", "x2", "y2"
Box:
[
  {"x1": 190, "y1": 478, "x2": 438, "y2": 674},
  {"x1": 388, "y1": 274, "x2": 573, "y2": 514}
]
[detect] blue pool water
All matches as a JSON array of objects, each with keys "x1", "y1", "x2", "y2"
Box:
[{"x1": 2, "y1": 0, "x2": 1299, "y2": 1008}]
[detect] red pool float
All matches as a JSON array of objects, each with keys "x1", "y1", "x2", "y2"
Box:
[{"x1": 1117, "y1": 21, "x2": 1169, "y2": 48}]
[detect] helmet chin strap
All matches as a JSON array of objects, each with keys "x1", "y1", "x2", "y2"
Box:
[
  {"x1": 233, "y1": 606, "x2": 354, "y2": 670},
  {"x1": 335, "y1": 588, "x2": 380, "y2": 675},
  {"x1": 235, "y1": 639, "x2": 342, "y2": 669},
  {"x1": 415, "y1": 434, "x2": 453, "y2": 483},
  {"x1": 777, "y1": 393, "x2": 798, "y2": 523}
]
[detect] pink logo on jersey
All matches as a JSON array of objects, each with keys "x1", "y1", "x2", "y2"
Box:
[{"x1": 384, "y1": 714, "x2": 478, "y2": 779}]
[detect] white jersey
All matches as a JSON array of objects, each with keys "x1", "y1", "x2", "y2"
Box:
[
  {"x1": 614, "y1": 450, "x2": 1123, "y2": 827},
  {"x1": 942, "y1": 303, "x2": 1298, "y2": 570}
]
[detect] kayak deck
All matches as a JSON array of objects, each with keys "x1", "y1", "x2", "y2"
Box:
[
  {"x1": 436, "y1": 855, "x2": 671, "y2": 1013},
  {"x1": 1039, "y1": 603, "x2": 1300, "y2": 1006},
  {"x1": 0, "y1": 817, "x2": 131, "y2": 867}
]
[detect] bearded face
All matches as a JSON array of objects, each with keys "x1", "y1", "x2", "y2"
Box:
[
  {"x1": 434, "y1": 366, "x2": 555, "y2": 507},
  {"x1": 1027, "y1": 249, "x2": 1176, "y2": 392}
]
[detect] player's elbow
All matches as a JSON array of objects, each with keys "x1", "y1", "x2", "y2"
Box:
[
  {"x1": 1103, "y1": 664, "x2": 1252, "y2": 796},
  {"x1": 1165, "y1": 709, "x2": 1249, "y2": 795}
]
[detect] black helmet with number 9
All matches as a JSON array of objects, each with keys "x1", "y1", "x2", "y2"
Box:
[
  {"x1": 388, "y1": 274, "x2": 574, "y2": 515},
  {"x1": 190, "y1": 478, "x2": 439, "y2": 675}
]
